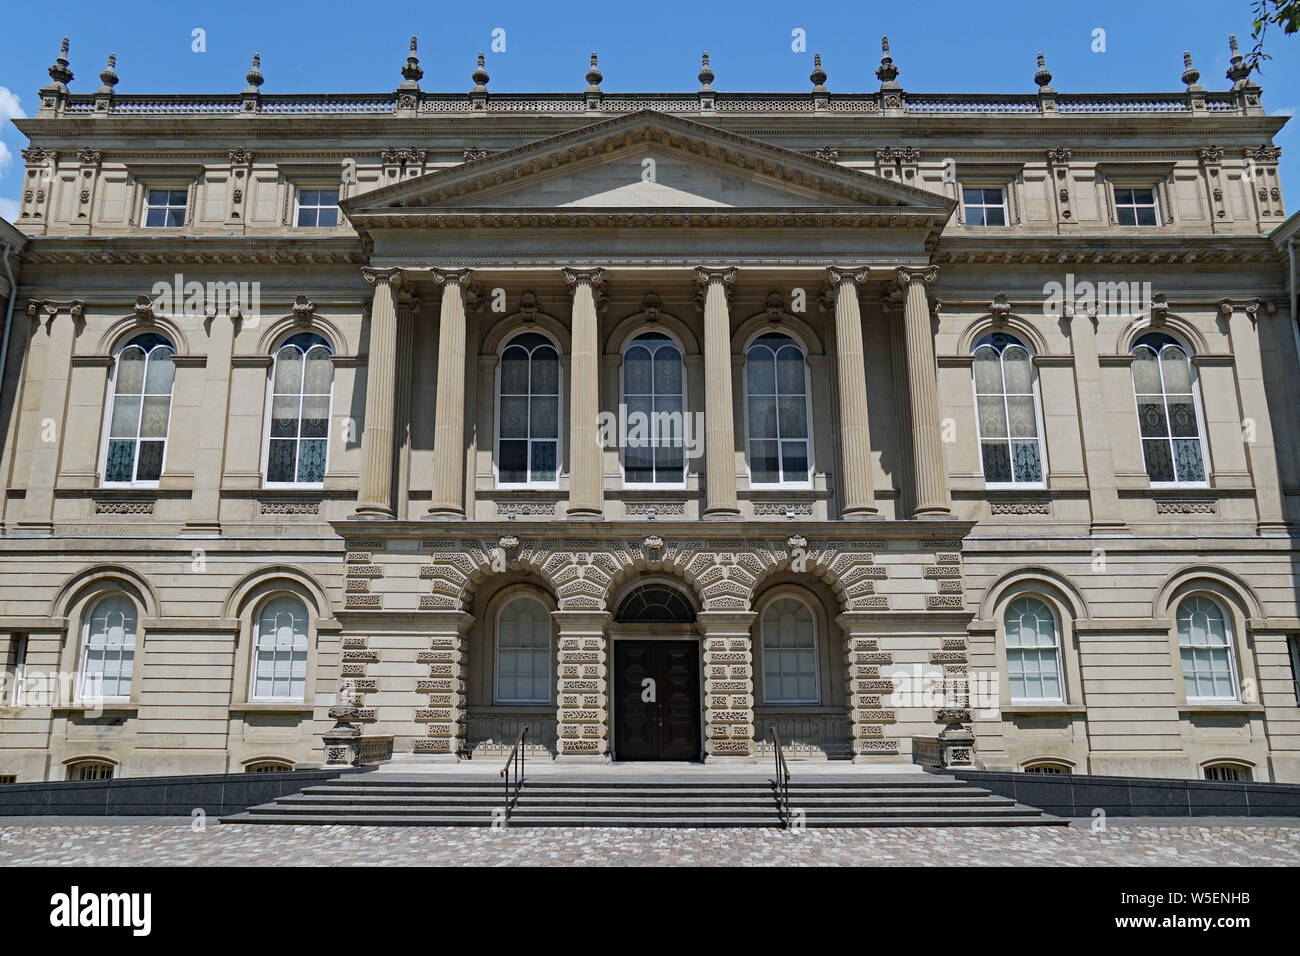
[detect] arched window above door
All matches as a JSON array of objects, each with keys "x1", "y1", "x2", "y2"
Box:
[{"x1": 615, "y1": 584, "x2": 696, "y2": 623}]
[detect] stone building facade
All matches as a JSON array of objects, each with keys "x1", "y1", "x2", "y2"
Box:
[{"x1": 1, "y1": 36, "x2": 1299, "y2": 782}]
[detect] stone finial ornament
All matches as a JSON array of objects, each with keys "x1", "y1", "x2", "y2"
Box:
[
  {"x1": 1034, "y1": 52, "x2": 1053, "y2": 92},
  {"x1": 809, "y1": 53, "x2": 828, "y2": 92},
  {"x1": 1181, "y1": 51, "x2": 1202, "y2": 91},
  {"x1": 401, "y1": 35, "x2": 423, "y2": 87},
  {"x1": 876, "y1": 36, "x2": 900, "y2": 89},
  {"x1": 46, "y1": 37, "x2": 74, "y2": 89},
  {"x1": 97, "y1": 53, "x2": 119, "y2": 93},
  {"x1": 244, "y1": 53, "x2": 264, "y2": 91},
  {"x1": 1226, "y1": 35, "x2": 1253, "y2": 88},
  {"x1": 585, "y1": 53, "x2": 603, "y2": 92},
  {"x1": 698, "y1": 51, "x2": 714, "y2": 92},
  {"x1": 471, "y1": 52, "x2": 490, "y2": 93}
]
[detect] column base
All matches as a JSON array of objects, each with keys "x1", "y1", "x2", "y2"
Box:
[
  {"x1": 564, "y1": 508, "x2": 604, "y2": 520},
  {"x1": 350, "y1": 506, "x2": 394, "y2": 520},
  {"x1": 1258, "y1": 521, "x2": 1292, "y2": 536},
  {"x1": 702, "y1": 507, "x2": 741, "y2": 520},
  {"x1": 840, "y1": 506, "x2": 880, "y2": 520},
  {"x1": 912, "y1": 506, "x2": 954, "y2": 520},
  {"x1": 425, "y1": 508, "x2": 466, "y2": 520}
]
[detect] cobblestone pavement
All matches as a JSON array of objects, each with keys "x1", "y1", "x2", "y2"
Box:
[{"x1": 2, "y1": 823, "x2": 1299, "y2": 866}]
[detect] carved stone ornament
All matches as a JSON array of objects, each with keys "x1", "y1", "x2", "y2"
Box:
[
  {"x1": 763, "y1": 291, "x2": 785, "y2": 322},
  {"x1": 813, "y1": 145, "x2": 840, "y2": 162},
  {"x1": 463, "y1": 145, "x2": 490, "y2": 162},
  {"x1": 1149, "y1": 292, "x2": 1170, "y2": 324},
  {"x1": 643, "y1": 534, "x2": 664, "y2": 553},
  {"x1": 1046, "y1": 146, "x2": 1072, "y2": 164},
  {"x1": 133, "y1": 294, "x2": 156, "y2": 320},
  {"x1": 498, "y1": 534, "x2": 520, "y2": 553},
  {"x1": 641, "y1": 292, "x2": 663, "y2": 322},
  {"x1": 228, "y1": 147, "x2": 254, "y2": 165},
  {"x1": 517, "y1": 290, "x2": 539, "y2": 321},
  {"x1": 787, "y1": 534, "x2": 807, "y2": 550},
  {"x1": 291, "y1": 294, "x2": 317, "y2": 320},
  {"x1": 988, "y1": 292, "x2": 1012, "y2": 326}
]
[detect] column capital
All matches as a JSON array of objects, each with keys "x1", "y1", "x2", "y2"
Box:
[
  {"x1": 693, "y1": 265, "x2": 737, "y2": 287},
  {"x1": 430, "y1": 266, "x2": 474, "y2": 286},
  {"x1": 1219, "y1": 296, "x2": 1270, "y2": 323},
  {"x1": 561, "y1": 266, "x2": 606, "y2": 288},
  {"x1": 895, "y1": 264, "x2": 939, "y2": 287},
  {"x1": 825, "y1": 265, "x2": 871, "y2": 286},
  {"x1": 360, "y1": 266, "x2": 403, "y2": 288}
]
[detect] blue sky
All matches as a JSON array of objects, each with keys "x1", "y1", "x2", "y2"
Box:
[{"x1": 1, "y1": 0, "x2": 1297, "y2": 219}]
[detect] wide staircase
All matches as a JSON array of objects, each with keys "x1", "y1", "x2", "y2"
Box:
[{"x1": 222, "y1": 771, "x2": 1063, "y2": 827}]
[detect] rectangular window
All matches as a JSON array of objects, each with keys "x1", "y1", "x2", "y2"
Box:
[
  {"x1": 9, "y1": 635, "x2": 27, "y2": 707},
  {"x1": 0, "y1": 775, "x2": 15, "y2": 784},
  {"x1": 1204, "y1": 764, "x2": 1250, "y2": 782},
  {"x1": 1289, "y1": 636, "x2": 1300, "y2": 704},
  {"x1": 961, "y1": 187, "x2": 1008, "y2": 226},
  {"x1": 296, "y1": 188, "x2": 340, "y2": 227},
  {"x1": 143, "y1": 188, "x2": 188, "y2": 228},
  {"x1": 1114, "y1": 187, "x2": 1160, "y2": 226}
]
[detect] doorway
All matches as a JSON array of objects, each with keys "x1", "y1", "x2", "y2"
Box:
[{"x1": 612, "y1": 640, "x2": 701, "y2": 761}]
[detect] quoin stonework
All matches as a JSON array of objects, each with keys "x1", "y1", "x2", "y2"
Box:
[{"x1": 1, "y1": 35, "x2": 1298, "y2": 783}]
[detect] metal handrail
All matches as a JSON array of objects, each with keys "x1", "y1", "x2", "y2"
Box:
[
  {"x1": 771, "y1": 727, "x2": 792, "y2": 828},
  {"x1": 500, "y1": 725, "x2": 528, "y2": 824}
]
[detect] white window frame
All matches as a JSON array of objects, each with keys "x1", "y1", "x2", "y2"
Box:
[
  {"x1": 743, "y1": 331, "x2": 816, "y2": 489},
  {"x1": 1288, "y1": 635, "x2": 1300, "y2": 705},
  {"x1": 494, "y1": 330, "x2": 563, "y2": 489},
  {"x1": 493, "y1": 596, "x2": 554, "y2": 705},
  {"x1": 1203, "y1": 763, "x2": 1251, "y2": 782},
  {"x1": 1177, "y1": 595, "x2": 1239, "y2": 701},
  {"x1": 77, "y1": 594, "x2": 137, "y2": 704},
  {"x1": 249, "y1": 595, "x2": 310, "y2": 702},
  {"x1": 66, "y1": 760, "x2": 115, "y2": 781},
  {"x1": 619, "y1": 329, "x2": 688, "y2": 489},
  {"x1": 261, "y1": 333, "x2": 335, "y2": 488},
  {"x1": 759, "y1": 594, "x2": 821, "y2": 704},
  {"x1": 293, "y1": 186, "x2": 341, "y2": 228},
  {"x1": 141, "y1": 186, "x2": 189, "y2": 228},
  {"x1": 1113, "y1": 185, "x2": 1162, "y2": 226},
  {"x1": 960, "y1": 185, "x2": 1010, "y2": 227},
  {"x1": 9, "y1": 634, "x2": 27, "y2": 707},
  {"x1": 1005, "y1": 596, "x2": 1065, "y2": 703},
  {"x1": 970, "y1": 333, "x2": 1048, "y2": 488},
  {"x1": 1131, "y1": 333, "x2": 1211, "y2": 488},
  {"x1": 97, "y1": 334, "x2": 176, "y2": 489}
]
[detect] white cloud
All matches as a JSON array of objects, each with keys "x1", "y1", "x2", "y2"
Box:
[
  {"x1": 0, "y1": 141, "x2": 10, "y2": 175},
  {"x1": 0, "y1": 87, "x2": 25, "y2": 124},
  {"x1": 0, "y1": 196, "x2": 19, "y2": 223}
]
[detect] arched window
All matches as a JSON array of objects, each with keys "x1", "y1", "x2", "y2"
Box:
[
  {"x1": 972, "y1": 333, "x2": 1044, "y2": 485},
  {"x1": 495, "y1": 596, "x2": 552, "y2": 703},
  {"x1": 497, "y1": 332, "x2": 560, "y2": 485},
  {"x1": 267, "y1": 332, "x2": 333, "y2": 485},
  {"x1": 252, "y1": 595, "x2": 309, "y2": 701},
  {"x1": 615, "y1": 583, "x2": 696, "y2": 623},
  {"x1": 1005, "y1": 596, "x2": 1063, "y2": 702},
  {"x1": 102, "y1": 333, "x2": 175, "y2": 485},
  {"x1": 1177, "y1": 596, "x2": 1237, "y2": 700},
  {"x1": 745, "y1": 333, "x2": 811, "y2": 485},
  {"x1": 622, "y1": 332, "x2": 685, "y2": 485},
  {"x1": 1023, "y1": 762, "x2": 1072, "y2": 775},
  {"x1": 245, "y1": 760, "x2": 293, "y2": 773},
  {"x1": 1203, "y1": 762, "x2": 1251, "y2": 782},
  {"x1": 66, "y1": 760, "x2": 115, "y2": 781},
  {"x1": 1131, "y1": 332, "x2": 1207, "y2": 484},
  {"x1": 79, "y1": 594, "x2": 137, "y2": 701},
  {"x1": 760, "y1": 596, "x2": 819, "y2": 703}
]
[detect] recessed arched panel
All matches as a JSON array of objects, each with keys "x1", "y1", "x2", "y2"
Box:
[{"x1": 615, "y1": 583, "x2": 697, "y2": 623}]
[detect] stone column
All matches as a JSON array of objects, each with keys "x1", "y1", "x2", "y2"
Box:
[
  {"x1": 554, "y1": 610, "x2": 611, "y2": 761},
  {"x1": 416, "y1": 611, "x2": 472, "y2": 760},
  {"x1": 896, "y1": 266, "x2": 952, "y2": 518},
  {"x1": 427, "y1": 268, "x2": 472, "y2": 518},
  {"x1": 699, "y1": 610, "x2": 757, "y2": 762},
  {"x1": 354, "y1": 268, "x2": 402, "y2": 518},
  {"x1": 562, "y1": 268, "x2": 605, "y2": 519},
  {"x1": 696, "y1": 267, "x2": 740, "y2": 518},
  {"x1": 393, "y1": 295, "x2": 418, "y2": 519},
  {"x1": 19, "y1": 301, "x2": 82, "y2": 534},
  {"x1": 826, "y1": 267, "x2": 879, "y2": 518}
]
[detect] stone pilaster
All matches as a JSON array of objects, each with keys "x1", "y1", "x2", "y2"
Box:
[
  {"x1": 428, "y1": 268, "x2": 472, "y2": 518},
  {"x1": 896, "y1": 266, "x2": 952, "y2": 518},
  {"x1": 183, "y1": 310, "x2": 236, "y2": 534},
  {"x1": 354, "y1": 268, "x2": 401, "y2": 518},
  {"x1": 699, "y1": 610, "x2": 757, "y2": 761},
  {"x1": 839, "y1": 612, "x2": 899, "y2": 761},
  {"x1": 554, "y1": 610, "x2": 611, "y2": 761},
  {"x1": 826, "y1": 267, "x2": 879, "y2": 518},
  {"x1": 562, "y1": 268, "x2": 606, "y2": 519},
  {"x1": 393, "y1": 295, "x2": 418, "y2": 519},
  {"x1": 1066, "y1": 308, "x2": 1127, "y2": 534},
  {"x1": 18, "y1": 300, "x2": 82, "y2": 533},
  {"x1": 414, "y1": 611, "x2": 472, "y2": 760},
  {"x1": 696, "y1": 267, "x2": 740, "y2": 518}
]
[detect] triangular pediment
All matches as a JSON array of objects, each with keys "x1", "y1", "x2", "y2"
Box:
[{"x1": 342, "y1": 110, "x2": 954, "y2": 220}]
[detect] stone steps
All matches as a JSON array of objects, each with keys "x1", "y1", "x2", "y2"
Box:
[{"x1": 223, "y1": 772, "x2": 1064, "y2": 828}]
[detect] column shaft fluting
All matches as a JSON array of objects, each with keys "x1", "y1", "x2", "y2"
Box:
[
  {"x1": 828, "y1": 268, "x2": 878, "y2": 518},
  {"x1": 563, "y1": 268, "x2": 604, "y2": 518},
  {"x1": 355, "y1": 269, "x2": 401, "y2": 518},
  {"x1": 698, "y1": 267, "x2": 740, "y2": 518},
  {"x1": 428, "y1": 269, "x2": 470, "y2": 517},
  {"x1": 898, "y1": 266, "x2": 952, "y2": 518}
]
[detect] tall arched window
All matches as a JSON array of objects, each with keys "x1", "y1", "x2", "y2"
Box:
[
  {"x1": 267, "y1": 333, "x2": 333, "y2": 485},
  {"x1": 252, "y1": 595, "x2": 309, "y2": 701},
  {"x1": 760, "y1": 596, "x2": 819, "y2": 703},
  {"x1": 746, "y1": 333, "x2": 811, "y2": 485},
  {"x1": 972, "y1": 332, "x2": 1044, "y2": 485},
  {"x1": 1177, "y1": 596, "x2": 1237, "y2": 700},
  {"x1": 102, "y1": 333, "x2": 175, "y2": 485},
  {"x1": 495, "y1": 596, "x2": 552, "y2": 703},
  {"x1": 1132, "y1": 332, "x2": 1207, "y2": 484},
  {"x1": 622, "y1": 332, "x2": 685, "y2": 485},
  {"x1": 1005, "y1": 596, "x2": 1063, "y2": 701},
  {"x1": 497, "y1": 332, "x2": 560, "y2": 485},
  {"x1": 79, "y1": 594, "x2": 137, "y2": 701}
]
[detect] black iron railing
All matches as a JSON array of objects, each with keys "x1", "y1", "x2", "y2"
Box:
[
  {"x1": 500, "y1": 725, "x2": 528, "y2": 825},
  {"x1": 771, "y1": 727, "x2": 792, "y2": 828}
]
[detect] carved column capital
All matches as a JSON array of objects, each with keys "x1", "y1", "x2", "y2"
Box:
[
  {"x1": 895, "y1": 264, "x2": 939, "y2": 287},
  {"x1": 361, "y1": 267, "x2": 403, "y2": 288},
  {"x1": 429, "y1": 267, "x2": 472, "y2": 287},
  {"x1": 826, "y1": 265, "x2": 871, "y2": 286},
  {"x1": 694, "y1": 265, "x2": 737, "y2": 287},
  {"x1": 561, "y1": 266, "x2": 606, "y2": 288}
]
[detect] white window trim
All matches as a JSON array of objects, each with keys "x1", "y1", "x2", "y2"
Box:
[
  {"x1": 140, "y1": 185, "x2": 190, "y2": 228},
  {"x1": 77, "y1": 596, "x2": 137, "y2": 705},
  {"x1": 970, "y1": 336, "x2": 1048, "y2": 489},
  {"x1": 619, "y1": 328, "x2": 689, "y2": 490},
  {"x1": 293, "y1": 185, "x2": 341, "y2": 229},
  {"x1": 260, "y1": 337, "x2": 335, "y2": 489},
  {"x1": 1111, "y1": 183, "x2": 1164, "y2": 227},
  {"x1": 493, "y1": 596, "x2": 554, "y2": 705},
  {"x1": 1288, "y1": 635, "x2": 1300, "y2": 705},
  {"x1": 249, "y1": 595, "x2": 310, "y2": 703},
  {"x1": 1131, "y1": 336, "x2": 1212, "y2": 489},
  {"x1": 493, "y1": 330, "x2": 563, "y2": 490},
  {"x1": 97, "y1": 337, "x2": 176, "y2": 489},
  {"x1": 759, "y1": 593, "x2": 822, "y2": 705},
  {"x1": 743, "y1": 331, "x2": 816, "y2": 489},
  {"x1": 1178, "y1": 595, "x2": 1240, "y2": 702},
  {"x1": 960, "y1": 184, "x2": 1011, "y2": 227},
  {"x1": 1005, "y1": 596, "x2": 1065, "y2": 704},
  {"x1": 10, "y1": 634, "x2": 27, "y2": 707}
]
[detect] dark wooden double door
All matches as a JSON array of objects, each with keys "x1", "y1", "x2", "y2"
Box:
[{"x1": 613, "y1": 640, "x2": 701, "y2": 761}]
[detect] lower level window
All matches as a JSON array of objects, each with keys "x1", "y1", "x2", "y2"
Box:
[
  {"x1": 80, "y1": 595, "x2": 137, "y2": 701},
  {"x1": 245, "y1": 760, "x2": 293, "y2": 773},
  {"x1": 496, "y1": 597, "x2": 552, "y2": 703},
  {"x1": 1203, "y1": 763, "x2": 1251, "y2": 782},
  {"x1": 67, "y1": 761, "x2": 114, "y2": 781},
  {"x1": 1177, "y1": 596, "x2": 1236, "y2": 700},
  {"x1": 1023, "y1": 763, "x2": 1071, "y2": 775},
  {"x1": 253, "y1": 596, "x2": 309, "y2": 701},
  {"x1": 0, "y1": 775, "x2": 15, "y2": 784},
  {"x1": 1005, "y1": 597, "x2": 1063, "y2": 701}
]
